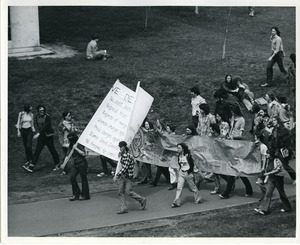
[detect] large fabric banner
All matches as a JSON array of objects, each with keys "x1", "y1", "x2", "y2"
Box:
[{"x1": 130, "y1": 129, "x2": 262, "y2": 177}]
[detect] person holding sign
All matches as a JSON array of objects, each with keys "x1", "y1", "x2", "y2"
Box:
[
  {"x1": 114, "y1": 141, "x2": 147, "y2": 214},
  {"x1": 67, "y1": 132, "x2": 90, "y2": 201}
]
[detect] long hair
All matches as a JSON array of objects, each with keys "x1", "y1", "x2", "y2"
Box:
[
  {"x1": 224, "y1": 74, "x2": 232, "y2": 83},
  {"x1": 177, "y1": 143, "x2": 190, "y2": 155},
  {"x1": 23, "y1": 103, "x2": 32, "y2": 113},
  {"x1": 271, "y1": 26, "x2": 281, "y2": 37},
  {"x1": 186, "y1": 125, "x2": 198, "y2": 135}
]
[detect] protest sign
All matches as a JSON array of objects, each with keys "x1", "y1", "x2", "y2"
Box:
[
  {"x1": 125, "y1": 82, "x2": 154, "y2": 145},
  {"x1": 78, "y1": 80, "x2": 136, "y2": 160}
]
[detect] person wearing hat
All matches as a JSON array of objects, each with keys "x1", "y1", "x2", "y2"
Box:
[
  {"x1": 113, "y1": 141, "x2": 146, "y2": 214},
  {"x1": 23, "y1": 105, "x2": 60, "y2": 173}
]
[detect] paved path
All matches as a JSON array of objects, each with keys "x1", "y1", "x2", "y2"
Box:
[{"x1": 8, "y1": 160, "x2": 296, "y2": 237}]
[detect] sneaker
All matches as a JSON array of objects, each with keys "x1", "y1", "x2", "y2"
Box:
[
  {"x1": 111, "y1": 170, "x2": 115, "y2": 176},
  {"x1": 249, "y1": 12, "x2": 254, "y2": 17},
  {"x1": 254, "y1": 208, "x2": 265, "y2": 215},
  {"x1": 23, "y1": 165, "x2": 33, "y2": 173},
  {"x1": 69, "y1": 196, "x2": 79, "y2": 201},
  {"x1": 117, "y1": 210, "x2": 128, "y2": 214},
  {"x1": 140, "y1": 198, "x2": 147, "y2": 210},
  {"x1": 97, "y1": 172, "x2": 106, "y2": 177},
  {"x1": 292, "y1": 180, "x2": 296, "y2": 185},
  {"x1": 194, "y1": 200, "x2": 202, "y2": 204},
  {"x1": 219, "y1": 194, "x2": 229, "y2": 199},
  {"x1": 171, "y1": 203, "x2": 180, "y2": 208},
  {"x1": 79, "y1": 195, "x2": 90, "y2": 201},
  {"x1": 245, "y1": 193, "x2": 253, "y2": 197},
  {"x1": 53, "y1": 165, "x2": 61, "y2": 171},
  {"x1": 60, "y1": 171, "x2": 67, "y2": 176},
  {"x1": 261, "y1": 83, "x2": 271, "y2": 87},
  {"x1": 210, "y1": 190, "x2": 221, "y2": 195},
  {"x1": 280, "y1": 209, "x2": 291, "y2": 213}
]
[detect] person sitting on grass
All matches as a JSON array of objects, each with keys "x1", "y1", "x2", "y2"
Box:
[
  {"x1": 67, "y1": 132, "x2": 90, "y2": 201},
  {"x1": 86, "y1": 34, "x2": 112, "y2": 60},
  {"x1": 254, "y1": 149, "x2": 292, "y2": 215}
]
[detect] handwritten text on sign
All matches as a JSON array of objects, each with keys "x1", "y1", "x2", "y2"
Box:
[{"x1": 78, "y1": 80, "x2": 136, "y2": 160}]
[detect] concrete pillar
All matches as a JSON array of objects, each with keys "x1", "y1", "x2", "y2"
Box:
[{"x1": 9, "y1": 6, "x2": 41, "y2": 53}]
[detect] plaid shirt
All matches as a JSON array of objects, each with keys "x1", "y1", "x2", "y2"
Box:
[{"x1": 117, "y1": 151, "x2": 134, "y2": 178}]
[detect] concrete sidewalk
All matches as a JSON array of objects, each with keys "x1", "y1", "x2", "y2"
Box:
[{"x1": 8, "y1": 169, "x2": 296, "y2": 237}]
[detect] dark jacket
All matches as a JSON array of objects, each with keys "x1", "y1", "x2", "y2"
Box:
[{"x1": 35, "y1": 114, "x2": 54, "y2": 136}]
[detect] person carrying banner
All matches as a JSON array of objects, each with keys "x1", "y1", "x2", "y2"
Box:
[
  {"x1": 23, "y1": 105, "x2": 60, "y2": 173},
  {"x1": 172, "y1": 143, "x2": 202, "y2": 207},
  {"x1": 137, "y1": 119, "x2": 153, "y2": 184},
  {"x1": 97, "y1": 155, "x2": 117, "y2": 177},
  {"x1": 114, "y1": 141, "x2": 146, "y2": 214},
  {"x1": 208, "y1": 123, "x2": 222, "y2": 195},
  {"x1": 67, "y1": 132, "x2": 90, "y2": 201},
  {"x1": 197, "y1": 104, "x2": 216, "y2": 136}
]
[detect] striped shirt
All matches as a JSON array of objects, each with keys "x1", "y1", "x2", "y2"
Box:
[{"x1": 117, "y1": 151, "x2": 134, "y2": 178}]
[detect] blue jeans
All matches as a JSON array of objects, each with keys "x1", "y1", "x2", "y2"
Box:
[
  {"x1": 20, "y1": 127, "x2": 33, "y2": 162},
  {"x1": 70, "y1": 161, "x2": 90, "y2": 198},
  {"x1": 32, "y1": 135, "x2": 59, "y2": 166},
  {"x1": 266, "y1": 51, "x2": 287, "y2": 84},
  {"x1": 258, "y1": 175, "x2": 291, "y2": 212},
  {"x1": 173, "y1": 170, "x2": 201, "y2": 206},
  {"x1": 118, "y1": 175, "x2": 145, "y2": 211}
]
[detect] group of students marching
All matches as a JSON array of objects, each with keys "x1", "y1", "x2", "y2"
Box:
[{"x1": 16, "y1": 70, "x2": 295, "y2": 214}]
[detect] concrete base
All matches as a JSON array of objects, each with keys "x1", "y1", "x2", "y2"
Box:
[{"x1": 8, "y1": 46, "x2": 54, "y2": 58}]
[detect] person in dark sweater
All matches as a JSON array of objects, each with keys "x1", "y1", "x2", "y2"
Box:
[
  {"x1": 67, "y1": 132, "x2": 90, "y2": 201},
  {"x1": 23, "y1": 105, "x2": 59, "y2": 173}
]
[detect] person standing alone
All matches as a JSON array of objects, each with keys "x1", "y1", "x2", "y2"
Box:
[{"x1": 262, "y1": 27, "x2": 288, "y2": 87}]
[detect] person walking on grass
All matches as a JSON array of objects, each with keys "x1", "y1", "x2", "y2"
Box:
[
  {"x1": 254, "y1": 149, "x2": 292, "y2": 215},
  {"x1": 67, "y1": 132, "x2": 90, "y2": 201},
  {"x1": 23, "y1": 105, "x2": 60, "y2": 173},
  {"x1": 172, "y1": 143, "x2": 202, "y2": 208},
  {"x1": 16, "y1": 103, "x2": 35, "y2": 167},
  {"x1": 261, "y1": 27, "x2": 288, "y2": 87},
  {"x1": 113, "y1": 141, "x2": 146, "y2": 214},
  {"x1": 86, "y1": 34, "x2": 112, "y2": 60}
]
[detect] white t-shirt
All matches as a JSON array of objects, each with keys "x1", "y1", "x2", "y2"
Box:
[
  {"x1": 191, "y1": 95, "x2": 206, "y2": 116},
  {"x1": 179, "y1": 154, "x2": 190, "y2": 171}
]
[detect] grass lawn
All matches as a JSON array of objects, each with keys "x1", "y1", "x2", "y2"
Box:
[{"x1": 7, "y1": 6, "x2": 296, "y2": 237}]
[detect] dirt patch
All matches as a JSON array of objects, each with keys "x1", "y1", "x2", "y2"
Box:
[{"x1": 41, "y1": 43, "x2": 79, "y2": 59}]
